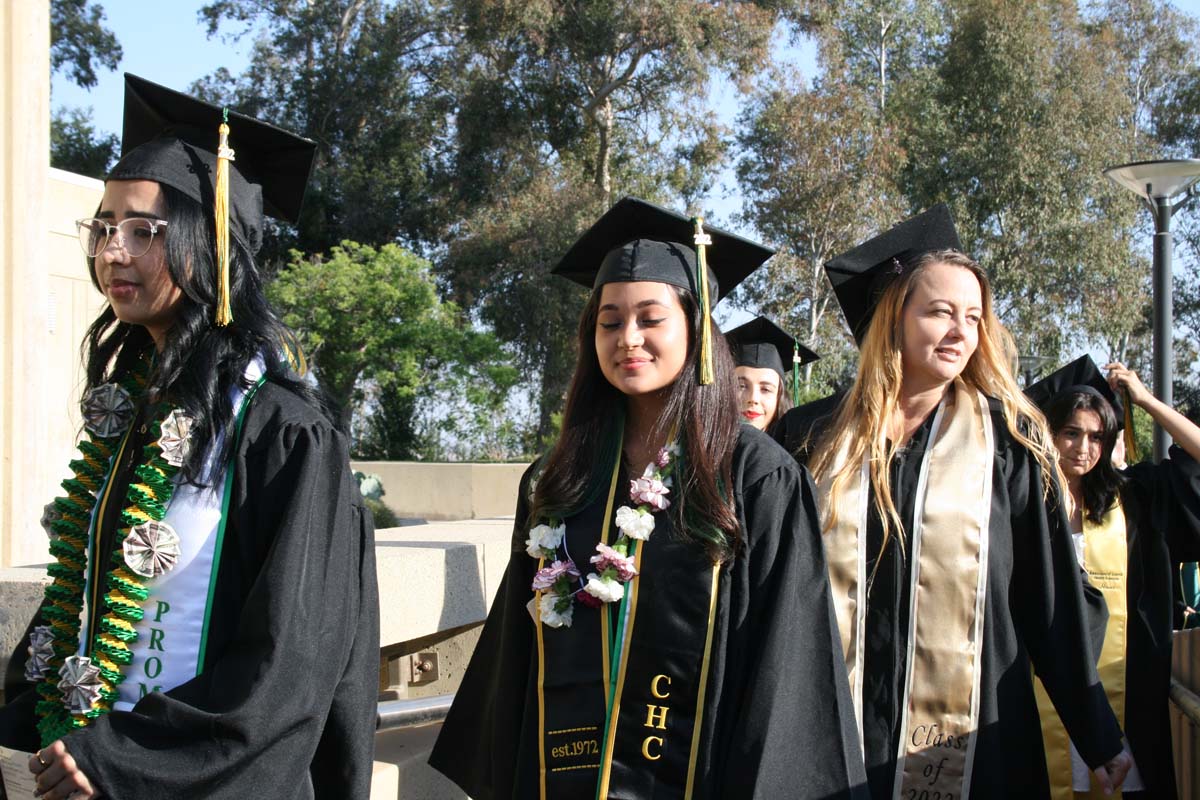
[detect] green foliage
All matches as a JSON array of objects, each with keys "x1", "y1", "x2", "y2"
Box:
[
  {"x1": 50, "y1": 107, "x2": 119, "y2": 179},
  {"x1": 736, "y1": 66, "x2": 907, "y2": 391},
  {"x1": 267, "y1": 240, "x2": 518, "y2": 459},
  {"x1": 51, "y1": 0, "x2": 122, "y2": 90},
  {"x1": 436, "y1": 0, "x2": 798, "y2": 438},
  {"x1": 364, "y1": 497, "x2": 399, "y2": 529},
  {"x1": 195, "y1": 0, "x2": 454, "y2": 263},
  {"x1": 896, "y1": 0, "x2": 1143, "y2": 360}
]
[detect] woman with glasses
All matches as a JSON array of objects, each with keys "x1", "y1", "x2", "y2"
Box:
[{"x1": 0, "y1": 75, "x2": 379, "y2": 800}]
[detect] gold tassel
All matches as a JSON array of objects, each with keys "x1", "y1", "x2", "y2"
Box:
[
  {"x1": 214, "y1": 111, "x2": 235, "y2": 326},
  {"x1": 1123, "y1": 388, "x2": 1139, "y2": 463},
  {"x1": 693, "y1": 217, "x2": 714, "y2": 385}
]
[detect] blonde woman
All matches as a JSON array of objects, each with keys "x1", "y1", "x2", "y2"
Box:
[{"x1": 774, "y1": 205, "x2": 1130, "y2": 800}]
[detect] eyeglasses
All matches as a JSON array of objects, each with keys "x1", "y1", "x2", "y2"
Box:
[{"x1": 76, "y1": 218, "x2": 169, "y2": 258}]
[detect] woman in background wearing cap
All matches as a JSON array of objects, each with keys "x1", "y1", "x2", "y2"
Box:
[
  {"x1": 0, "y1": 75, "x2": 378, "y2": 799},
  {"x1": 1027, "y1": 356, "x2": 1200, "y2": 799},
  {"x1": 725, "y1": 316, "x2": 817, "y2": 438},
  {"x1": 774, "y1": 206, "x2": 1129, "y2": 800},
  {"x1": 430, "y1": 197, "x2": 866, "y2": 799}
]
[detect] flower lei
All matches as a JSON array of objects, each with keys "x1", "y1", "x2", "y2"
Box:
[
  {"x1": 526, "y1": 443, "x2": 679, "y2": 628},
  {"x1": 31, "y1": 355, "x2": 192, "y2": 746}
]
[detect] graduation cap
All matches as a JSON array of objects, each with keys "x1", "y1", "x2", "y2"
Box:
[
  {"x1": 108, "y1": 73, "x2": 317, "y2": 325},
  {"x1": 553, "y1": 196, "x2": 775, "y2": 384},
  {"x1": 825, "y1": 204, "x2": 962, "y2": 344},
  {"x1": 724, "y1": 316, "x2": 818, "y2": 400},
  {"x1": 1025, "y1": 355, "x2": 1137, "y2": 461}
]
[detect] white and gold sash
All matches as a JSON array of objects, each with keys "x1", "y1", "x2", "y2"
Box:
[
  {"x1": 822, "y1": 379, "x2": 994, "y2": 799},
  {"x1": 1034, "y1": 500, "x2": 1129, "y2": 799}
]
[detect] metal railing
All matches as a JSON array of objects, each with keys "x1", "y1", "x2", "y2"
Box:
[{"x1": 376, "y1": 694, "x2": 454, "y2": 731}]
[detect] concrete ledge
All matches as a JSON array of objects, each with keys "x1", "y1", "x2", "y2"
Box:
[
  {"x1": 375, "y1": 518, "x2": 513, "y2": 652},
  {"x1": 375, "y1": 723, "x2": 467, "y2": 799},
  {"x1": 353, "y1": 462, "x2": 527, "y2": 520}
]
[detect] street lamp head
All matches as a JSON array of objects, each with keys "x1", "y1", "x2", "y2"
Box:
[{"x1": 1103, "y1": 158, "x2": 1200, "y2": 201}]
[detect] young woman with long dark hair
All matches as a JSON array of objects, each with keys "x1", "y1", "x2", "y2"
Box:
[
  {"x1": 773, "y1": 206, "x2": 1130, "y2": 799},
  {"x1": 430, "y1": 197, "x2": 866, "y2": 799},
  {"x1": 1027, "y1": 355, "x2": 1200, "y2": 799},
  {"x1": 0, "y1": 75, "x2": 379, "y2": 799},
  {"x1": 725, "y1": 316, "x2": 816, "y2": 438}
]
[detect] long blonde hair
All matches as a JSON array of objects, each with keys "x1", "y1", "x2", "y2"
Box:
[{"x1": 807, "y1": 250, "x2": 1065, "y2": 556}]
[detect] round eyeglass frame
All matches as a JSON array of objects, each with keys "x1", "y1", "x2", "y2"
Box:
[{"x1": 75, "y1": 218, "x2": 169, "y2": 258}]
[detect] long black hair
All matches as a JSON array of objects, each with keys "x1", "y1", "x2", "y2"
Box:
[
  {"x1": 1044, "y1": 390, "x2": 1125, "y2": 524},
  {"x1": 529, "y1": 284, "x2": 742, "y2": 562},
  {"x1": 83, "y1": 182, "x2": 338, "y2": 486}
]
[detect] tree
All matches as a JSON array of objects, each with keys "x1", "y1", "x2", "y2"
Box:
[
  {"x1": 437, "y1": 0, "x2": 802, "y2": 442},
  {"x1": 51, "y1": 0, "x2": 122, "y2": 90},
  {"x1": 805, "y1": 0, "x2": 944, "y2": 114},
  {"x1": 267, "y1": 240, "x2": 517, "y2": 459},
  {"x1": 898, "y1": 0, "x2": 1142, "y2": 361},
  {"x1": 1085, "y1": 0, "x2": 1197, "y2": 154},
  {"x1": 736, "y1": 69, "x2": 906, "y2": 390},
  {"x1": 50, "y1": 106, "x2": 119, "y2": 179},
  {"x1": 195, "y1": 0, "x2": 457, "y2": 263}
]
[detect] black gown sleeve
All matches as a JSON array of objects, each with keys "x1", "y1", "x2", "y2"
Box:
[
  {"x1": 428, "y1": 464, "x2": 539, "y2": 800},
  {"x1": 1007, "y1": 438, "x2": 1123, "y2": 769},
  {"x1": 1123, "y1": 443, "x2": 1200, "y2": 562},
  {"x1": 717, "y1": 461, "x2": 868, "y2": 799},
  {"x1": 62, "y1": 411, "x2": 379, "y2": 800},
  {"x1": 1078, "y1": 570, "x2": 1110, "y2": 667}
]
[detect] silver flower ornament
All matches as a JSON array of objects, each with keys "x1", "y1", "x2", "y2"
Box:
[
  {"x1": 24, "y1": 625, "x2": 55, "y2": 682},
  {"x1": 81, "y1": 383, "x2": 135, "y2": 439},
  {"x1": 41, "y1": 501, "x2": 61, "y2": 539},
  {"x1": 157, "y1": 409, "x2": 194, "y2": 468},
  {"x1": 57, "y1": 655, "x2": 103, "y2": 714},
  {"x1": 123, "y1": 520, "x2": 182, "y2": 579}
]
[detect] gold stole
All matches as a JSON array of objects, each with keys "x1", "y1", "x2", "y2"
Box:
[
  {"x1": 822, "y1": 380, "x2": 994, "y2": 799},
  {"x1": 1034, "y1": 500, "x2": 1128, "y2": 800}
]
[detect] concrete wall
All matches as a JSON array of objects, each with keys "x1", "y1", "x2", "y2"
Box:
[
  {"x1": 0, "y1": 0, "x2": 106, "y2": 569},
  {"x1": 354, "y1": 461, "x2": 528, "y2": 521},
  {"x1": 1, "y1": 0, "x2": 49, "y2": 570}
]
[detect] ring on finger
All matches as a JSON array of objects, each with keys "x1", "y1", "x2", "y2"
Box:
[{"x1": 36, "y1": 750, "x2": 50, "y2": 768}]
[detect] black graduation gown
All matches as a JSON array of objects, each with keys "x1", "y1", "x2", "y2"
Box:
[
  {"x1": 0, "y1": 382, "x2": 380, "y2": 800},
  {"x1": 774, "y1": 397, "x2": 1123, "y2": 800},
  {"x1": 429, "y1": 425, "x2": 868, "y2": 799},
  {"x1": 1108, "y1": 445, "x2": 1200, "y2": 798}
]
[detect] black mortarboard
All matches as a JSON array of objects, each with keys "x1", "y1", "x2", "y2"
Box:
[
  {"x1": 552, "y1": 196, "x2": 775, "y2": 384},
  {"x1": 1024, "y1": 355, "x2": 1124, "y2": 419},
  {"x1": 551, "y1": 196, "x2": 774, "y2": 301},
  {"x1": 825, "y1": 204, "x2": 962, "y2": 344},
  {"x1": 725, "y1": 316, "x2": 818, "y2": 377},
  {"x1": 109, "y1": 73, "x2": 317, "y2": 257}
]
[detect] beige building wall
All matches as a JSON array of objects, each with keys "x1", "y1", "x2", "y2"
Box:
[{"x1": 0, "y1": 0, "x2": 105, "y2": 568}]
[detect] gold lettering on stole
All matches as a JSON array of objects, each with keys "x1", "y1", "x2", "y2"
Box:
[
  {"x1": 642, "y1": 674, "x2": 672, "y2": 760},
  {"x1": 642, "y1": 736, "x2": 664, "y2": 760},
  {"x1": 644, "y1": 704, "x2": 669, "y2": 730}
]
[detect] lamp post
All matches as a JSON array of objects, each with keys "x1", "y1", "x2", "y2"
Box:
[{"x1": 1104, "y1": 159, "x2": 1200, "y2": 461}]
